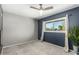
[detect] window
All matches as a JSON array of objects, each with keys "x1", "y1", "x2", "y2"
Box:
[
  {"x1": 45, "y1": 22, "x2": 53, "y2": 31},
  {"x1": 45, "y1": 20, "x2": 65, "y2": 31}
]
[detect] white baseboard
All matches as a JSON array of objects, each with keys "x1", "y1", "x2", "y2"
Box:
[{"x1": 2, "y1": 39, "x2": 37, "y2": 48}]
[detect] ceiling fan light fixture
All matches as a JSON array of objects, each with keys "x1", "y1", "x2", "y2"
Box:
[
  {"x1": 30, "y1": 4, "x2": 53, "y2": 11},
  {"x1": 39, "y1": 10, "x2": 43, "y2": 16}
]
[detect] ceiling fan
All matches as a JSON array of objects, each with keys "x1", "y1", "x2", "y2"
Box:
[{"x1": 30, "y1": 4, "x2": 53, "y2": 10}]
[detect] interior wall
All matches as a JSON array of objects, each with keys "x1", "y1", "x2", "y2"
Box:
[
  {"x1": 0, "y1": 5, "x2": 3, "y2": 54},
  {"x1": 2, "y1": 12, "x2": 38, "y2": 47},
  {"x1": 0, "y1": 5, "x2": 2, "y2": 46},
  {"x1": 0, "y1": 5, "x2": 2, "y2": 30}
]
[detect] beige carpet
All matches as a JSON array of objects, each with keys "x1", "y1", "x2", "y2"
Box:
[{"x1": 1, "y1": 40, "x2": 72, "y2": 55}]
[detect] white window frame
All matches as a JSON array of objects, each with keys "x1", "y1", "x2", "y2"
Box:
[{"x1": 44, "y1": 17, "x2": 66, "y2": 33}]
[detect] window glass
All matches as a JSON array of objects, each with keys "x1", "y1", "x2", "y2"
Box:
[
  {"x1": 45, "y1": 20, "x2": 65, "y2": 31},
  {"x1": 53, "y1": 20, "x2": 65, "y2": 31},
  {"x1": 45, "y1": 22, "x2": 53, "y2": 31}
]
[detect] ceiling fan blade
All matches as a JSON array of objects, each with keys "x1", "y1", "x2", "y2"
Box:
[
  {"x1": 43, "y1": 6, "x2": 53, "y2": 10},
  {"x1": 30, "y1": 6, "x2": 40, "y2": 10}
]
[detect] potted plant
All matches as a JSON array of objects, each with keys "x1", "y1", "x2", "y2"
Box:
[{"x1": 68, "y1": 26, "x2": 79, "y2": 54}]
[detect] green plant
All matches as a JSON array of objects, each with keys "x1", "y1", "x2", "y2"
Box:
[
  {"x1": 58, "y1": 25, "x2": 63, "y2": 30},
  {"x1": 68, "y1": 26, "x2": 79, "y2": 46}
]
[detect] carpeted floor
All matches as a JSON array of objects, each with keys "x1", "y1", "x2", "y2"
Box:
[{"x1": 1, "y1": 40, "x2": 72, "y2": 55}]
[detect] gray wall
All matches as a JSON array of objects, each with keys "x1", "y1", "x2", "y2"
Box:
[
  {"x1": 2, "y1": 12, "x2": 38, "y2": 47},
  {"x1": 38, "y1": 7, "x2": 79, "y2": 49},
  {"x1": 0, "y1": 5, "x2": 2, "y2": 46},
  {"x1": 0, "y1": 5, "x2": 2, "y2": 30}
]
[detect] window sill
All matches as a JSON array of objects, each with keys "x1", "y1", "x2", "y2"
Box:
[{"x1": 44, "y1": 31, "x2": 66, "y2": 33}]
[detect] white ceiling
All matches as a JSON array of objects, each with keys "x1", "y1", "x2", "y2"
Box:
[{"x1": 2, "y1": 4, "x2": 79, "y2": 19}]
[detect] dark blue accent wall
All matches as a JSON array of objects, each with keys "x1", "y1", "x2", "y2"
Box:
[
  {"x1": 44, "y1": 32, "x2": 65, "y2": 47},
  {"x1": 38, "y1": 7, "x2": 79, "y2": 49}
]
